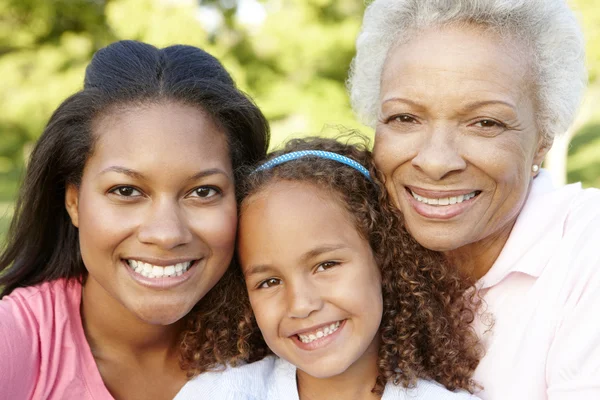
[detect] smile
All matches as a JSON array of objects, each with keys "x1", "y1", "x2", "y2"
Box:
[
  {"x1": 297, "y1": 321, "x2": 341, "y2": 344},
  {"x1": 409, "y1": 189, "x2": 479, "y2": 205},
  {"x1": 126, "y1": 259, "x2": 194, "y2": 278}
]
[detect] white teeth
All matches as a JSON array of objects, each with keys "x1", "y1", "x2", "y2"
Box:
[
  {"x1": 126, "y1": 260, "x2": 193, "y2": 278},
  {"x1": 411, "y1": 190, "x2": 477, "y2": 206},
  {"x1": 298, "y1": 321, "x2": 342, "y2": 344}
]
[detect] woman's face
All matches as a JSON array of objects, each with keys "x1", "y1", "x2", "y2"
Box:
[
  {"x1": 66, "y1": 101, "x2": 237, "y2": 325},
  {"x1": 239, "y1": 181, "x2": 382, "y2": 379},
  {"x1": 374, "y1": 25, "x2": 549, "y2": 257}
]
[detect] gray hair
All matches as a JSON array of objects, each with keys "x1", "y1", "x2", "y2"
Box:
[{"x1": 348, "y1": 0, "x2": 587, "y2": 142}]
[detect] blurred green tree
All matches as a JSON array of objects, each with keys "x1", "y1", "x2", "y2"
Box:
[{"x1": 0, "y1": 0, "x2": 598, "y2": 244}]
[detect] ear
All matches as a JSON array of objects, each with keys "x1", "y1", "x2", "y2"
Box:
[
  {"x1": 65, "y1": 184, "x2": 80, "y2": 228},
  {"x1": 534, "y1": 136, "x2": 553, "y2": 169}
]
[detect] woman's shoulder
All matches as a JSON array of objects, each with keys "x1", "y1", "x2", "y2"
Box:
[
  {"x1": 0, "y1": 278, "x2": 86, "y2": 398},
  {"x1": 383, "y1": 379, "x2": 480, "y2": 400},
  {"x1": 174, "y1": 356, "x2": 279, "y2": 400},
  {"x1": 0, "y1": 278, "x2": 81, "y2": 328},
  {"x1": 565, "y1": 185, "x2": 600, "y2": 228}
]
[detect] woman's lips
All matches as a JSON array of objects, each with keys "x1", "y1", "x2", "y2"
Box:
[
  {"x1": 404, "y1": 187, "x2": 481, "y2": 220},
  {"x1": 123, "y1": 259, "x2": 200, "y2": 290}
]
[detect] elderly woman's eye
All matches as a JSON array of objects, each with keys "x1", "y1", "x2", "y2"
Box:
[
  {"x1": 475, "y1": 119, "x2": 505, "y2": 128},
  {"x1": 392, "y1": 114, "x2": 418, "y2": 123}
]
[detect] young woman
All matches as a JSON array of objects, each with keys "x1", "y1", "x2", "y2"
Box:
[
  {"x1": 176, "y1": 137, "x2": 482, "y2": 399},
  {"x1": 0, "y1": 40, "x2": 269, "y2": 399}
]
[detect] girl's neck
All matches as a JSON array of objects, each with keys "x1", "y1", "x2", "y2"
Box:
[{"x1": 296, "y1": 340, "x2": 382, "y2": 400}]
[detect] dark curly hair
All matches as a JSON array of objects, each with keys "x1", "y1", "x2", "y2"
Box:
[{"x1": 180, "y1": 135, "x2": 482, "y2": 394}]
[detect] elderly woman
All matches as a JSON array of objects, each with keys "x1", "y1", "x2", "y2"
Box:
[{"x1": 348, "y1": 0, "x2": 600, "y2": 399}]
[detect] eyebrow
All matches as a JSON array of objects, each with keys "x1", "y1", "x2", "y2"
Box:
[
  {"x1": 382, "y1": 97, "x2": 517, "y2": 112},
  {"x1": 381, "y1": 97, "x2": 423, "y2": 108},
  {"x1": 461, "y1": 100, "x2": 517, "y2": 112},
  {"x1": 99, "y1": 166, "x2": 231, "y2": 182},
  {"x1": 243, "y1": 244, "x2": 348, "y2": 278}
]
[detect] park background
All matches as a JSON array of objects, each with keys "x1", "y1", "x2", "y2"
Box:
[{"x1": 0, "y1": 0, "x2": 599, "y2": 244}]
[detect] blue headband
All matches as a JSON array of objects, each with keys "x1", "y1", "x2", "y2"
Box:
[{"x1": 254, "y1": 150, "x2": 372, "y2": 180}]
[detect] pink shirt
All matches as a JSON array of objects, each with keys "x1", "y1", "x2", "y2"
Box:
[
  {"x1": 472, "y1": 171, "x2": 600, "y2": 399},
  {"x1": 0, "y1": 279, "x2": 114, "y2": 400}
]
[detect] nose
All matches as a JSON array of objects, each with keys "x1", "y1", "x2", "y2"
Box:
[
  {"x1": 411, "y1": 124, "x2": 467, "y2": 181},
  {"x1": 286, "y1": 279, "x2": 324, "y2": 319},
  {"x1": 137, "y1": 198, "x2": 193, "y2": 250}
]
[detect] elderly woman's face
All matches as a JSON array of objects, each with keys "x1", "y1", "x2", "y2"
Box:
[{"x1": 374, "y1": 25, "x2": 549, "y2": 254}]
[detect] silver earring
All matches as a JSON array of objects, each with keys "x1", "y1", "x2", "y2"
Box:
[{"x1": 532, "y1": 164, "x2": 539, "y2": 173}]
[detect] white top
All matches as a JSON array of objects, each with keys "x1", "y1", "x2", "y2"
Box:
[
  {"x1": 174, "y1": 356, "x2": 479, "y2": 400},
  {"x1": 472, "y1": 170, "x2": 600, "y2": 399}
]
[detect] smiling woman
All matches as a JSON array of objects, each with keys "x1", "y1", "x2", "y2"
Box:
[
  {"x1": 348, "y1": 0, "x2": 600, "y2": 398},
  {"x1": 0, "y1": 40, "x2": 269, "y2": 399}
]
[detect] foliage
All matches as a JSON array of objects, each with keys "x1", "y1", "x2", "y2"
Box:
[{"x1": 0, "y1": 0, "x2": 598, "y2": 242}]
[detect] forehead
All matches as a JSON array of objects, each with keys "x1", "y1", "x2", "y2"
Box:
[
  {"x1": 238, "y1": 181, "x2": 363, "y2": 261},
  {"x1": 381, "y1": 24, "x2": 532, "y2": 102},
  {"x1": 88, "y1": 101, "x2": 232, "y2": 175}
]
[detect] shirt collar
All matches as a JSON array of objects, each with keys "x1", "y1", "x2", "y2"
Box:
[{"x1": 478, "y1": 170, "x2": 582, "y2": 289}]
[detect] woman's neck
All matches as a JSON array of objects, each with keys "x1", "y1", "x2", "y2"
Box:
[
  {"x1": 80, "y1": 276, "x2": 183, "y2": 362},
  {"x1": 81, "y1": 276, "x2": 187, "y2": 399},
  {"x1": 444, "y1": 220, "x2": 515, "y2": 281},
  {"x1": 296, "y1": 340, "x2": 381, "y2": 400}
]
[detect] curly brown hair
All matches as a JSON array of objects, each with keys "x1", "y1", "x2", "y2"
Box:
[{"x1": 180, "y1": 135, "x2": 482, "y2": 394}]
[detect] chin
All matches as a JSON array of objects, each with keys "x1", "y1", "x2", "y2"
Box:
[
  {"x1": 298, "y1": 361, "x2": 350, "y2": 379},
  {"x1": 133, "y1": 302, "x2": 193, "y2": 326},
  {"x1": 406, "y1": 227, "x2": 466, "y2": 253}
]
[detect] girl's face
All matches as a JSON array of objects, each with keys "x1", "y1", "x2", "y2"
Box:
[
  {"x1": 238, "y1": 181, "x2": 383, "y2": 378},
  {"x1": 65, "y1": 101, "x2": 237, "y2": 325}
]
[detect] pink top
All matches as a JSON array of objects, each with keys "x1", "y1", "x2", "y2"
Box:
[
  {"x1": 472, "y1": 171, "x2": 600, "y2": 399},
  {"x1": 0, "y1": 278, "x2": 114, "y2": 400}
]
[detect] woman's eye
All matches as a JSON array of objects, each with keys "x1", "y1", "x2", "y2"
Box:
[
  {"x1": 316, "y1": 261, "x2": 339, "y2": 272},
  {"x1": 259, "y1": 278, "x2": 282, "y2": 289},
  {"x1": 191, "y1": 186, "x2": 220, "y2": 199},
  {"x1": 391, "y1": 114, "x2": 417, "y2": 124},
  {"x1": 473, "y1": 119, "x2": 505, "y2": 128},
  {"x1": 110, "y1": 186, "x2": 141, "y2": 197}
]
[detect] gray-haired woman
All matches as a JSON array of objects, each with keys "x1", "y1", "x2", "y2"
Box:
[{"x1": 348, "y1": 1, "x2": 600, "y2": 399}]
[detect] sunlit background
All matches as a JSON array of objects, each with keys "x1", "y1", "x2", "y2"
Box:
[{"x1": 1, "y1": 0, "x2": 599, "y2": 244}]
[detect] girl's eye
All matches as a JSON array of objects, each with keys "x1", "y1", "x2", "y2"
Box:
[
  {"x1": 190, "y1": 186, "x2": 220, "y2": 199},
  {"x1": 316, "y1": 261, "x2": 339, "y2": 272},
  {"x1": 259, "y1": 278, "x2": 282, "y2": 289},
  {"x1": 110, "y1": 186, "x2": 142, "y2": 197}
]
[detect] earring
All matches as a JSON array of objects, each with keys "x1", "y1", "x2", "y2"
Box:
[{"x1": 532, "y1": 164, "x2": 539, "y2": 173}]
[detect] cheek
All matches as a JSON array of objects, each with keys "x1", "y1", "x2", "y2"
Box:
[
  {"x1": 188, "y1": 201, "x2": 238, "y2": 253},
  {"x1": 336, "y1": 266, "x2": 383, "y2": 322},
  {"x1": 249, "y1": 295, "x2": 279, "y2": 341},
  {"x1": 76, "y1": 192, "x2": 136, "y2": 261},
  {"x1": 373, "y1": 127, "x2": 414, "y2": 171}
]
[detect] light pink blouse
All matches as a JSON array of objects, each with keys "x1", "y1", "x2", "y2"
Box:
[{"x1": 472, "y1": 170, "x2": 600, "y2": 399}]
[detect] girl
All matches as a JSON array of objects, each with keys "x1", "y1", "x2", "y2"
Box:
[
  {"x1": 0, "y1": 40, "x2": 269, "y2": 399},
  {"x1": 176, "y1": 137, "x2": 482, "y2": 399}
]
